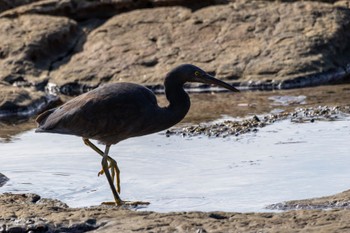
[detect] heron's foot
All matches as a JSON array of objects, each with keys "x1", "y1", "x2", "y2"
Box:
[
  {"x1": 101, "y1": 200, "x2": 150, "y2": 207},
  {"x1": 97, "y1": 167, "x2": 107, "y2": 176},
  {"x1": 97, "y1": 161, "x2": 119, "y2": 176},
  {"x1": 98, "y1": 159, "x2": 121, "y2": 193}
]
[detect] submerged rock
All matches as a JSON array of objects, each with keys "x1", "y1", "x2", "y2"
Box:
[{"x1": 0, "y1": 173, "x2": 9, "y2": 187}]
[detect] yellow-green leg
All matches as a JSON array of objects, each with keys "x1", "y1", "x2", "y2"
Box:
[
  {"x1": 101, "y1": 145, "x2": 123, "y2": 205},
  {"x1": 83, "y1": 138, "x2": 120, "y2": 193},
  {"x1": 83, "y1": 138, "x2": 150, "y2": 206}
]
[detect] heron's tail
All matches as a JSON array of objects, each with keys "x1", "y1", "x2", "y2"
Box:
[{"x1": 35, "y1": 108, "x2": 56, "y2": 127}]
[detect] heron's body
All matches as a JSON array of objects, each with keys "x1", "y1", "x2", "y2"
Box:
[
  {"x1": 37, "y1": 83, "x2": 188, "y2": 145},
  {"x1": 35, "y1": 64, "x2": 239, "y2": 206}
]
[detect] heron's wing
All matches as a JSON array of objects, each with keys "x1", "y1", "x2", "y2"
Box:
[
  {"x1": 36, "y1": 108, "x2": 57, "y2": 126},
  {"x1": 36, "y1": 83, "x2": 158, "y2": 143},
  {"x1": 36, "y1": 92, "x2": 99, "y2": 135}
]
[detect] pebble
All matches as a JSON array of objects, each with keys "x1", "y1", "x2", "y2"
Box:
[{"x1": 166, "y1": 106, "x2": 350, "y2": 137}]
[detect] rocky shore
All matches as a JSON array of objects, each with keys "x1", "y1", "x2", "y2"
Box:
[
  {"x1": 1, "y1": 0, "x2": 350, "y2": 120},
  {"x1": 1, "y1": 0, "x2": 350, "y2": 232},
  {"x1": 166, "y1": 105, "x2": 350, "y2": 138},
  {"x1": 2, "y1": 191, "x2": 350, "y2": 233},
  {"x1": 1, "y1": 100, "x2": 350, "y2": 232}
]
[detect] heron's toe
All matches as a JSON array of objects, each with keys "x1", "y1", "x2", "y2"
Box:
[
  {"x1": 101, "y1": 201, "x2": 119, "y2": 206},
  {"x1": 98, "y1": 168, "x2": 105, "y2": 176},
  {"x1": 101, "y1": 200, "x2": 150, "y2": 207}
]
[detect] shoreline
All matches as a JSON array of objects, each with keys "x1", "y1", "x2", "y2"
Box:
[
  {"x1": 1, "y1": 190, "x2": 350, "y2": 232},
  {"x1": 1, "y1": 107, "x2": 350, "y2": 232},
  {"x1": 1, "y1": 86, "x2": 350, "y2": 232}
]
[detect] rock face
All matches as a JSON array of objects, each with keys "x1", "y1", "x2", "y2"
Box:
[
  {"x1": 0, "y1": 0, "x2": 350, "y2": 120},
  {"x1": 50, "y1": 1, "x2": 350, "y2": 89},
  {"x1": 0, "y1": 13, "x2": 80, "y2": 86}
]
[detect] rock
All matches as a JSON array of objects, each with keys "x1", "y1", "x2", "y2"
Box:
[
  {"x1": 0, "y1": 194, "x2": 98, "y2": 233},
  {"x1": 0, "y1": 0, "x2": 228, "y2": 21},
  {"x1": 49, "y1": 1, "x2": 350, "y2": 90},
  {"x1": 1, "y1": 0, "x2": 350, "y2": 120},
  {"x1": 0, "y1": 12, "x2": 72, "y2": 120},
  {"x1": 49, "y1": 6, "x2": 193, "y2": 87},
  {"x1": 166, "y1": 105, "x2": 350, "y2": 137},
  {"x1": 0, "y1": 172, "x2": 9, "y2": 187},
  {"x1": 335, "y1": 0, "x2": 350, "y2": 8},
  {"x1": 267, "y1": 189, "x2": 350, "y2": 211},
  {"x1": 0, "y1": 0, "x2": 38, "y2": 13},
  {"x1": 37, "y1": 197, "x2": 69, "y2": 208},
  {"x1": 0, "y1": 13, "x2": 81, "y2": 87},
  {"x1": 2, "y1": 192, "x2": 350, "y2": 232},
  {"x1": 0, "y1": 83, "x2": 60, "y2": 121}
]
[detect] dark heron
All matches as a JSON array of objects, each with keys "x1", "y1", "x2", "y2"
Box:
[{"x1": 36, "y1": 64, "x2": 239, "y2": 206}]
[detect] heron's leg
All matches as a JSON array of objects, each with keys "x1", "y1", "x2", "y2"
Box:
[
  {"x1": 83, "y1": 138, "x2": 121, "y2": 193},
  {"x1": 102, "y1": 145, "x2": 123, "y2": 205},
  {"x1": 83, "y1": 138, "x2": 150, "y2": 207},
  {"x1": 83, "y1": 138, "x2": 118, "y2": 174}
]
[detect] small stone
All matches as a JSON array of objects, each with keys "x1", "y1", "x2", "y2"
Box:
[
  {"x1": 85, "y1": 218, "x2": 96, "y2": 225},
  {"x1": 253, "y1": 115, "x2": 260, "y2": 122},
  {"x1": 7, "y1": 226, "x2": 25, "y2": 233}
]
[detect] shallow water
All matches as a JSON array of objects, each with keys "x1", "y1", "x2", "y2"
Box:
[{"x1": 0, "y1": 118, "x2": 349, "y2": 212}]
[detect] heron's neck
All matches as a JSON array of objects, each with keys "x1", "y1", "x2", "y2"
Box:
[{"x1": 162, "y1": 82, "x2": 191, "y2": 127}]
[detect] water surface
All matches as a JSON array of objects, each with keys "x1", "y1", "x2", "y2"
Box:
[{"x1": 0, "y1": 118, "x2": 349, "y2": 212}]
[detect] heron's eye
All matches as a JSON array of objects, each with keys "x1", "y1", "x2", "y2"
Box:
[{"x1": 194, "y1": 71, "x2": 201, "y2": 76}]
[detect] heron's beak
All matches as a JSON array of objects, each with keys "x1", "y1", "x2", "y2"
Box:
[{"x1": 201, "y1": 73, "x2": 240, "y2": 92}]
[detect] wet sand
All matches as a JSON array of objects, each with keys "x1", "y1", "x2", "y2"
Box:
[{"x1": 1, "y1": 84, "x2": 350, "y2": 232}]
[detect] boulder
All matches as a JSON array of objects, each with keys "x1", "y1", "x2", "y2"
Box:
[
  {"x1": 0, "y1": 14, "x2": 81, "y2": 86},
  {"x1": 0, "y1": 11, "x2": 79, "y2": 120},
  {"x1": 1, "y1": 0, "x2": 350, "y2": 120},
  {"x1": 49, "y1": 1, "x2": 350, "y2": 90}
]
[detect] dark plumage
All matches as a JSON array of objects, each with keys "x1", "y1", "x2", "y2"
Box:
[
  {"x1": 36, "y1": 64, "x2": 239, "y2": 206},
  {"x1": 37, "y1": 83, "x2": 167, "y2": 145}
]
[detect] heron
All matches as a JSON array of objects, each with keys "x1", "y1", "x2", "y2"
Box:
[{"x1": 36, "y1": 64, "x2": 239, "y2": 206}]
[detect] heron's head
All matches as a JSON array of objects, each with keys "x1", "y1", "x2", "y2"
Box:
[{"x1": 166, "y1": 64, "x2": 239, "y2": 92}]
